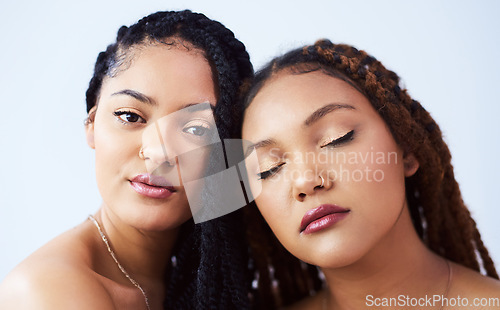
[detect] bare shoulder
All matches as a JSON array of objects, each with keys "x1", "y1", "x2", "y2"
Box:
[
  {"x1": 0, "y1": 262, "x2": 115, "y2": 309},
  {"x1": 0, "y1": 221, "x2": 115, "y2": 310},
  {"x1": 448, "y1": 262, "x2": 500, "y2": 308}
]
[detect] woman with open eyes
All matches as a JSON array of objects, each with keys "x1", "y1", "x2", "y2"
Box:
[
  {"x1": 241, "y1": 40, "x2": 500, "y2": 309},
  {"x1": 0, "y1": 10, "x2": 253, "y2": 309}
]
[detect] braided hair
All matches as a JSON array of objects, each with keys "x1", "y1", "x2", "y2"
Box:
[
  {"x1": 85, "y1": 10, "x2": 253, "y2": 309},
  {"x1": 242, "y1": 39, "x2": 498, "y2": 309}
]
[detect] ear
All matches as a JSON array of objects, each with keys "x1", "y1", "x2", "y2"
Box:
[
  {"x1": 85, "y1": 106, "x2": 97, "y2": 149},
  {"x1": 403, "y1": 152, "x2": 419, "y2": 177}
]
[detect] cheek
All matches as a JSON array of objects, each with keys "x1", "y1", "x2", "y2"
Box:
[
  {"x1": 93, "y1": 119, "x2": 141, "y2": 181},
  {"x1": 341, "y1": 145, "x2": 403, "y2": 192},
  {"x1": 337, "y1": 145, "x2": 407, "y2": 245},
  {"x1": 330, "y1": 126, "x2": 404, "y2": 195},
  {"x1": 359, "y1": 141, "x2": 405, "y2": 204},
  {"x1": 177, "y1": 149, "x2": 211, "y2": 192},
  {"x1": 326, "y1": 137, "x2": 406, "y2": 225},
  {"x1": 343, "y1": 159, "x2": 406, "y2": 212}
]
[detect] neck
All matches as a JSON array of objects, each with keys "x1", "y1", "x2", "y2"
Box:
[
  {"x1": 93, "y1": 206, "x2": 180, "y2": 286},
  {"x1": 321, "y1": 206, "x2": 449, "y2": 310}
]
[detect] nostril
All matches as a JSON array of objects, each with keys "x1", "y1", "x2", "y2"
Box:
[{"x1": 298, "y1": 193, "x2": 306, "y2": 199}]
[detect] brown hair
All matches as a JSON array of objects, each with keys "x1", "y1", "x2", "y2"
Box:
[{"x1": 242, "y1": 39, "x2": 498, "y2": 309}]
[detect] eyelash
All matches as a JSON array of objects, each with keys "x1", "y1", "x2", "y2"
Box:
[
  {"x1": 112, "y1": 110, "x2": 213, "y2": 140},
  {"x1": 182, "y1": 121, "x2": 212, "y2": 137},
  {"x1": 257, "y1": 163, "x2": 285, "y2": 180},
  {"x1": 256, "y1": 130, "x2": 355, "y2": 181},
  {"x1": 321, "y1": 130, "x2": 355, "y2": 148},
  {"x1": 113, "y1": 110, "x2": 146, "y2": 124}
]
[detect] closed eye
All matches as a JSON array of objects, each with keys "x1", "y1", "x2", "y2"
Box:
[
  {"x1": 257, "y1": 163, "x2": 285, "y2": 180},
  {"x1": 321, "y1": 130, "x2": 354, "y2": 148}
]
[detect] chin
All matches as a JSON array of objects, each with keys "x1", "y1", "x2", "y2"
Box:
[
  {"x1": 119, "y1": 206, "x2": 191, "y2": 232},
  {"x1": 141, "y1": 213, "x2": 192, "y2": 232},
  {"x1": 312, "y1": 253, "x2": 362, "y2": 270},
  {"x1": 295, "y1": 240, "x2": 369, "y2": 270}
]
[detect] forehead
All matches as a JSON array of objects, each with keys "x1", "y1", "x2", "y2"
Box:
[
  {"x1": 110, "y1": 38, "x2": 207, "y2": 75},
  {"x1": 102, "y1": 44, "x2": 215, "y2": 93},
  {"x1": 242, "y1": 71, "x2": 371, "y2": 138},
  {"x1": 115, "y1": 41, "x2": 210, "y2": 75}
]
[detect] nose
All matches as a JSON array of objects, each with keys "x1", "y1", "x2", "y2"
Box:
[
  {"x1": 140, "y1": 121, "x2": 176, "y2": 168},
  {"x1": 140, "y1": 144, "x2": 175, "y2": 167},
  {"x1": 291, "y1": 164, "x2": 331, "y2": 202},
  {"x1": 140, "y1": 122, "x2": 182, "y2": 187}
]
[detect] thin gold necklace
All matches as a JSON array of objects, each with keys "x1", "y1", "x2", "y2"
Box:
[
  {"x1": 88, "y1": 215, "x2": 151, "y2": 310},
  {"x1": 322, "y1": 259, "x2": 452, "y2": 310}
]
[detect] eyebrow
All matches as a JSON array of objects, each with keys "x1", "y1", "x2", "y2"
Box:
[
  {"x1": 181, "y1": 102, "x2": 216, "y2": 112},
  {"x1": 244, "y1": 138, "x2": 277, "y2": 157},
  {"x1": 111, "y1": 89, "x2": 216, "y2": 111},
  {"x1": 111, "y1": 89, "x2": 156, "y2": 105},
  {"x1": 244, "y1": 103, "x2": 356, "y2": 156},
  {"x1": 304, "y1": 103, "x2": 356, "y2": 127}
]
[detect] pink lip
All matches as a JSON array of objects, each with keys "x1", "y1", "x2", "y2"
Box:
[
  {"x1": 129, "y1": 174, "x2": 176, "y2": 199},
  {"x1": 300, "y1": 204, "x2": 350, "y2": 234}
]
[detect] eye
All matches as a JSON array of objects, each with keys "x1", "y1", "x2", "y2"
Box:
[
  {"x1": 321, "y1": 130, "x2": 354, "y2": 148},
  {"x1": 183, "y1": 126, "x2": 208, "y2": 136},
  {"x1": 113, "y1": 111, "x2": 145, "y2": 124},
  {"x1": 182, "y1": 121, "x2": 212, "y2": 137},
  {"x1": 257, "y1": 163, "x2": 285, "y2": 180}
]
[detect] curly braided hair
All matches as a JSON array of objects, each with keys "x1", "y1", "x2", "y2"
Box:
[
  {"x1": 242, "y1": 39, "x2": 498, "y2": 309},
  {"x1": 85, "y1": 10, "x2": 253, "y2": 309}
]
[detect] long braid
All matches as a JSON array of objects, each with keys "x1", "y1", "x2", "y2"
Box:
[
  {"x1": 219, "y1": 210, "x2": 249, "y2": 309},
  {"x1": 85, "y1": 10, "x2": 253, "y2": 309},
  {"x1": 244, "y1": 202, "x2": 323, "y2": 309},
  {"x1": 311, "y1": 40, "x2": 497, "y2": 276},
  {"x1": 242, "y1": 39, "x2": 498, "y2": 307},
  {"x1": 245, "y1": 204, "x2": 277, "y2": 309}
]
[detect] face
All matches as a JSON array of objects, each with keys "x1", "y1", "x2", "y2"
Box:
[
  {"x1": 86, "y1": 44, "x2": 218, "y2": 232},
  {"x1": 242, "y1": 70, "x2": 418, "y2": 268}
]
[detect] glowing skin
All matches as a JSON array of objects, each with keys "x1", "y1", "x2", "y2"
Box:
[
  {"x1": 243, "y1": 70, "x2": 415, "y2": 268},
  {"x1": 88, "y1": 45, "x2": 217, "y2": 232},
  {"x1": 0, "y1": 44, "x2": 218, "y2": 310},
  {"x1": 242, "y1": 70, "x2": 500, "y2": 309}
]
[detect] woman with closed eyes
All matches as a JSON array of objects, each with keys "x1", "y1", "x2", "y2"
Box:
[
  {"x1": 241, "y1": 40, "x2": 500, "y2": 309},
  {"x1": 0, "y1": 10, "x2": 253, "y2": 309}
]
